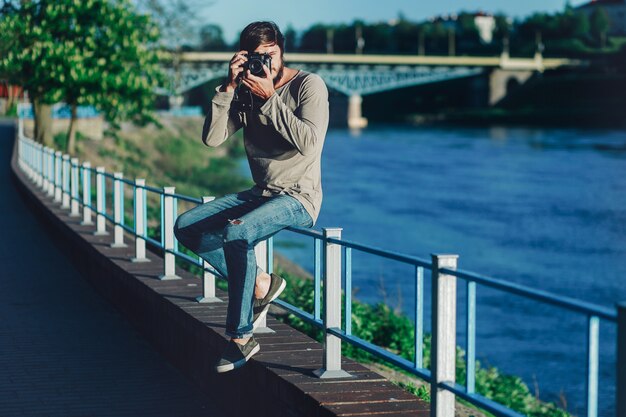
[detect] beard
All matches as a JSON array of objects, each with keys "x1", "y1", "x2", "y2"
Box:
[{"x1": 272, "y1": 62, "x2": 285, "y2": 86}]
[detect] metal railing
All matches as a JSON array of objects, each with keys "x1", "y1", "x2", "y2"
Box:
[{"x1": 15, "y1": 110, "x2": 625, "y2": 417}]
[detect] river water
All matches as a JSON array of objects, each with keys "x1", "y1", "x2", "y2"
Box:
[{"x1": 263, "y1": 125, "x2": 626, "y2": 416}]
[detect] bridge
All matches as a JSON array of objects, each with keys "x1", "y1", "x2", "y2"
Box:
[
  {"x1": 160, "y1": 52, "x2": 587, "y2": 128},
  {"x1": 7, "y1": 109, "x2": 626, "y2": 417}
]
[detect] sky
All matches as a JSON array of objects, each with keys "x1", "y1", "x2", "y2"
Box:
[{"x1": 198, "y1": 0, "x2": 589, "y2": 44}]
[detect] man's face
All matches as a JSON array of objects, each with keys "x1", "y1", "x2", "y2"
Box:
[{"x1": 252, "y1": 42, "x2": 284, "y2": 84}]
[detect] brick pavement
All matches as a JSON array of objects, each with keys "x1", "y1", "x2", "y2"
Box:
[{"x1": 0, "y1": 121, "x2": 226, "y2": 417}]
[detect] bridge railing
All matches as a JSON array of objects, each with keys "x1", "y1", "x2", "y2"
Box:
[{"x1": 15, "y1": 111, "x2": 625, "y2": 417}]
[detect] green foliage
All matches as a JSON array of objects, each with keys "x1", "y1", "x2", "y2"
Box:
[
  {"x1": 273, "y1": 265, "x2": 570, "y2": 417},
  {"x1": 590, "y1": 7, "x2": 610, "y2": 47},
  {"x1": 198, "y1": 24, "x2": 227, "y2": 51},
  {"x1": 0, "y1": 0, "x2": 164, "y2": 129}
]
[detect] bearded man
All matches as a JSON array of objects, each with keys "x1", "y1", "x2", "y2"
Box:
[{"x1": 174, "y1": 21, "x2": 329, "y2": 373}]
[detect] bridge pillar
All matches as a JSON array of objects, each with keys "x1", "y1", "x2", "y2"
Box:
[
  {"x1": 348, "y1": 94, "x2": 367, "y2": 130},
  {"x1": 489, "y1": 69, "x2": 534, "y2": 106}
]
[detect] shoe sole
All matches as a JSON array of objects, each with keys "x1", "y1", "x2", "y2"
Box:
[
  {"x1": 252, "y1": 278, "x2": 287, "y2": 330},
  {"x1": 215, "y1": 343, "x2": 261, "y2": 373}
]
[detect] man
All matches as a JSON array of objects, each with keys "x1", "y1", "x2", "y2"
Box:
[{"x1": 174, "y1": 21, "x2": 329, "y2": 373}]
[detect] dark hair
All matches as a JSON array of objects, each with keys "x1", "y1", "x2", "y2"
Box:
[{"x1": 239, "y1": 21, "x2": 285, "y2": 55}]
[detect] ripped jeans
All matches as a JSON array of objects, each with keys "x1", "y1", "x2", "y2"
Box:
[{"x1": 173, "y1": 189, "x2": 313, "y2": 338}]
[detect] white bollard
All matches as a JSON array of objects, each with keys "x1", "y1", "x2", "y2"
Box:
[
  {"x1": 430, "y1": 254, "x2": 459, "y2": 417},
  {"x1": 81, "y1": 162, "x2": 93, "y2": 225},
  {"x1": 94, "y1": 167, "x2": 108, "y2": 235},
  {"x1": 314, "y1": 228, "x2": 351, "y2": 379},
  {"x1": 70, "y1": 158, "x2": 80, "y2": 217},
  {"x1": 158, "y1": 187, "x2": 180, "y2": 279},
  {"x1": 131, "y1": 179, "x2": 150, "y2": 263},
  {"x1": 196, "y1": 196, "x2": 222, "y2": 303},
  {"x1": 110, "y1": 173, "x2": 127, "y2": 248}
]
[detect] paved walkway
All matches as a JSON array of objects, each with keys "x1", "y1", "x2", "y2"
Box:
[{"x1": 0, "y1": 121, "x2": 226, "y2": 417}]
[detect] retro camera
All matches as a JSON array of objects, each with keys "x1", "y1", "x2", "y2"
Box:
[
  {"x1": 233, "y1": 52, "x2": 272, "y2": 111},
  {"x1": 243, "y1": 52, "x2": 272, "y2": 78}
]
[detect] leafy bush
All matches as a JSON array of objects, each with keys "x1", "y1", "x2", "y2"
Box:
[{"x1": 273, "y1": 265, "x2": 570, "y2": 417}]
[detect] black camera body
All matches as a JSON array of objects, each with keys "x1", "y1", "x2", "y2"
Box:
[
  {"x1": 232, "y1": 52, "x2": 272, "y2": 112},
  {"x1": 243, "y1": 52, "x2": 272, "y2": 78}
]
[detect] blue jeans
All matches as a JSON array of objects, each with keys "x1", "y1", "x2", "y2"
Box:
[{"x1": 173, "y1": 190, "x2": 313, "y2": 338}]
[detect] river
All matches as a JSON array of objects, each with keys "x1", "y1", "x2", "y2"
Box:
[{"x1": 259, "y1": 125, "x2": 626, "y2": 416}]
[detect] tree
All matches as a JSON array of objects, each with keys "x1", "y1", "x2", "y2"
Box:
[
  {"x1": 559, "y1": 7, "x2": 590, "y2": 40},
  {"x1": 284, "y1": 24, "x2": 298, "y2": 52},
  {"x1": 135, "y1": 0, "x2": 206, "y2": 50},
  {"x1": 300, "y1": 24, "x2": 328, "y2": 53},
  {"x1": 0, "y1": 0, "x2": 164, "y2": 153},
  {"x1": 198, "y1": 23, "x2": 226, "y2": 51},
  {"x1": 590, "y1": 7, "x2": 610, "y2": 48},
  {"x1": 0, "y1": 1, "x2": 63, "y2": 145}
]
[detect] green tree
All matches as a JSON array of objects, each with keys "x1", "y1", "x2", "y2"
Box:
[
  {"x1": 300, "y1": 23, "x2": 328, "y2": 53},
  {"x1": 590, "y1": 7, "x2": 610, "y2": 48},
  {"x1": 0, "y1": 1, "x2": 62, "y2": 145},
  {"x1": 0, "y1": 0, "x2": 164, "y2": 153},
  {"x1": 284, "y1": 24, "x2": 298, "y2": 52},
  {"x1": 198, "y1": 23, "x2": 226, "y2": 51}
]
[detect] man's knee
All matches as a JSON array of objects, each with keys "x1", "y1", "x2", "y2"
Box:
[
  {"x1": 173, "y1": 215, "x2": 191, "y2": 244},
  {"x1": 223, "y1": 220, "x2": 253, "y2": 246}
]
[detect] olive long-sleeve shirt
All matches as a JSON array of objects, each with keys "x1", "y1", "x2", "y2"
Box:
[{"x1": 201, "y1": 70, "x2": 329, "y2": 225}]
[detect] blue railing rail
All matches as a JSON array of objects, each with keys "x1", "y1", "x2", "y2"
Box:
[{"x1": 15, "y1": 109, "x2": 626, "y2": 417}]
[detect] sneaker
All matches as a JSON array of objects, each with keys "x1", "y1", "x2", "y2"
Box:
[
  {"x1": 252, "y1": 273, "x2": 287, "y2": 330},
  {"x1": 215, "y1": 337, "x2": 260, "y2": 373}
]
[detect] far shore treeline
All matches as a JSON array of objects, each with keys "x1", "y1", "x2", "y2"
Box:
[{"x1": 188, "y1": 6, "x2": 622, "y2": 58}]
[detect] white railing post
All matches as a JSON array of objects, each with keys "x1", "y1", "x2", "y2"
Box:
[
  {"x1": 36, "y1": 144, "x2": 43, "y2": 187},
  {"x1": 23, "y1": 139, "x2": 31, "y2": 179},
  {"x1": 314, "y1": 227, "x2": 351, "y2": 379},
  {"x1": 70, "y1": 158, "x2": 80, "y2": 216},
  {"x1": 61, "y1": 154, "x2": 70, "y2": 209},
  {"x1": 131, "y1": 179, "x2": 150, "y2": 263},
  {"x1": 110, "y1": 173, "x2": 127, "y2": 247},
  {"x1": 197, "y1": 196, "x2": 222, "y2": 303},
  {"x1": 254, "y1": 237, "x2": 274, "y2": 333},
  {"x1": 430, "y1": 254, "x2": 459, "y2": 417},
  {"x1": 42, "y1": 147, "x2": 50, "y2": 193},
  {"x1": 617, "y1": 302, "x2": 626, "y2": 417},
  {"x1": 94, "y1": 167, "x2": 108, "y2": 235},
  {"x1": 17, "y1": 103, "x2": 25, "y2": 139},
  {"x1": 54, "y1": 151, "x2": 62, "y2": 203},
  {"x1": 159, "y1": 187, "x2": 180, "y2": 279},
  {"x1": 47, "y1": 148, "x2": 55, "y2": 197},
  {"x1": 81, "y1": 162, "x2": 93, "y2": 225}
]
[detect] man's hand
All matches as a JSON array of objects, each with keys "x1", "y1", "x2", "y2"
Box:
[
  {"x1": 221, "y1": 50, "x2": 248, "y2": 92},
  {"x1": 241, "y1": 65, "x2": 275, "y2": 100}
]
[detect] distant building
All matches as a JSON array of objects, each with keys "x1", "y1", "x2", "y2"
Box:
[
  {"x1": 474, "y1": 14, "x2": 496, "y2": 44},
  {"x1": 576, "y1": 0, "x2": 626, "y2": 35}
]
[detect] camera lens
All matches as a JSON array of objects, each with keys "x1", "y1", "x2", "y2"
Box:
[{"x1": 249, "y1": 60, "x2": 262, "y2": 74}]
